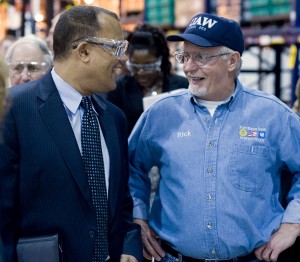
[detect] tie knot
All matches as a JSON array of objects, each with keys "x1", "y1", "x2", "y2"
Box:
[{"x1": 81, "y1": 96, "x2": 93, "y2": 112}]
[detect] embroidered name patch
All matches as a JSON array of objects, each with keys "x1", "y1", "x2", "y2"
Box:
[{"x1": 177, "y1": 131, "x2": 192, "y2": 138}]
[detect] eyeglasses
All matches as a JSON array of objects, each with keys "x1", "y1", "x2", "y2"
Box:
[
  {"x1": 126, "y1": 58, "x2": 162, "y2": 74},
  {"x1": 173, "y1": 51, "x2": 231, "y2": 66},
  {"x1": 8, "y1": 62, "x2": 50, "y2": 76},
  {"x1": 72, "y1": 37, "x2": 128, "y2": 59}
]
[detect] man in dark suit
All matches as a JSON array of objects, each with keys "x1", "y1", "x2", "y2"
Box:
[{"x1": 0, "y1": 5, "x2": 142, "y2": 262}]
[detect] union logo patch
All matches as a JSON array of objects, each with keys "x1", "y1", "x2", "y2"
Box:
[{"x1": 239, "y1": 125, "x2": 266, "y2": 142}]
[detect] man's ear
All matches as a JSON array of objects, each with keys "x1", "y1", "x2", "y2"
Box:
[
  {"x1": 75, "y1": 42, "x2": 90, "y2": 62},
  {"x1": 228, "y1": 52, "x2": 240, "y2": 72}
]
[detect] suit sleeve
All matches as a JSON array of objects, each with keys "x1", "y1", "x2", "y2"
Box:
[
  {"x1": 108, "y1": 106, "x2": 143, "y2": 262},
  {"x1": 0, "y1": 97, "x2": 19, "y2": 261}
]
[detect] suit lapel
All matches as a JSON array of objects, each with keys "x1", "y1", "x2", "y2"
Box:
[{"x1": 37, "y1": 73, "x2": 92, "y2": 207}]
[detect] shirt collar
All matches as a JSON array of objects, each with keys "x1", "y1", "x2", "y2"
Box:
[
  {"x1": 189, "y1": 79, "x2": 242, "y2": 111},
  {"x1": 51, "y1": 69, "x2": 82, "y2": 114}
]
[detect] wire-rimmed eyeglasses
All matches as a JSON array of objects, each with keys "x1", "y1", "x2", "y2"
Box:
[
  {"x1": 72, "y1": 37, "x2": 128, "y2": 59},
  {"x1": 173, "y1": 51, "x2": 231, "y2": 66}
]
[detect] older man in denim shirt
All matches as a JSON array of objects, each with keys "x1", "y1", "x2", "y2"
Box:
[{"x1": 128, "y1": 13, "x2": 300, "y2": 262}]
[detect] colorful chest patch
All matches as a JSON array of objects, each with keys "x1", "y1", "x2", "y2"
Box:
[{"x1": 239, "y1": 125, "x2": 266, "y2": 142}]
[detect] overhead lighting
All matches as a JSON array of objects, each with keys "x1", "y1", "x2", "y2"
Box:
[
  {"x1": 84, "y1": 0, "x2": 95, "y2": 4},
  {"x1": 259, "y1": 35, "x2": 271, "y2": 46},
  {"x1": 35, "y1": 13, "x2": 44, "y2": 22}
]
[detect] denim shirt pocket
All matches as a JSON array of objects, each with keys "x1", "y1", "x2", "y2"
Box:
[{"x1": 229, "y1": 144, "x2": 270, "y2": 192}]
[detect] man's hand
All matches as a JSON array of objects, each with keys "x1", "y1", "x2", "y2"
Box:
[
  {"x1": 121, "y1": 254, "x2": 138, "y2": 262},
  {"x1": 134, "y1": 218, "x2": 165, "y2": 261},
  {"x1": 254, "y1": 223, "x2": 300, "y2": 261}
]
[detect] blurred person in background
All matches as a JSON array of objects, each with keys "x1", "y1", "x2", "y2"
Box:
[
  {"x1": 0, "y1": 56, "x2": 8, "y2": 118},
  {"x1": 46, "y1": 1, "x2": 75, "y2": 53},
  {"x1": 5, "y1": 35, "x2": 53, "y2": 86},
  {"x1": 107, "y1": 23, "x2": 189, "y2": 135},
  {"x1": 0, "y1": 35, "x2": 16, "y2": 58},
  {"x1": 47, "y1": 12, "x2": 61, "y2": 53},
  {"x1": 292, "y1": 77, "x2": 300, "y2": 116},
  {"x1": 0, "y1": 53, "x2": 9, "y2": 262}
]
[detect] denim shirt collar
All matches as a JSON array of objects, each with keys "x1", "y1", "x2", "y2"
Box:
[{"x1": 189, "y1": 79, "x2": 243, "y2": 112}]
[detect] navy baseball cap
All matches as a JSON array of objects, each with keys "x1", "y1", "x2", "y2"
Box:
[{"x1": 167, "y1": 13, "x2": 244, "y2": 55}]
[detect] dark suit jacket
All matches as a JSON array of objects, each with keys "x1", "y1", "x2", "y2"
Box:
[{"x1": 0, "y1": 72, "x2": 142, "y2": 262}]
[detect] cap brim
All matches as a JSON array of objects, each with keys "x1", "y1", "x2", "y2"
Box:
[{"x1": 167, "y1": 33, "x2": 222, "y2": 48}]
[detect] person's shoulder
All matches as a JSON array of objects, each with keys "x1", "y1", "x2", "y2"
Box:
[
  {"x1": 148, "y1": 89, "x2": 189, "y2": 111},
  {"x1": 8, "y1": 79, "x2": 41, "y2": 98},
  {"x1": 241, "y1": 85, "x2": 292, "y2": 112},
  {"x1": 242, "y1": 85, "x2": 282, "y2": 102}
]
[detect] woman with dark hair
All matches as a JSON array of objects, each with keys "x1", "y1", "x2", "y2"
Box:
[{"x1": 107, "y1": 23, "x2": 189, "y2": 135}]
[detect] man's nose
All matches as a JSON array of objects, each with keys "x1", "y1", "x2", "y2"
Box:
[
  {"x1": 20, "y1": 68, "x2": 31, "y2": 82},
  {"x1": 183, "y1": 56, "x2": 199, "y2": 72}
]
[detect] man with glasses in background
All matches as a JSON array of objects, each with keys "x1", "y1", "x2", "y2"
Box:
[
  {"x1": 128, "y1": 13, "x2": 300, "y2": 262},
  {"x1": 5, "y1": 35, "x2": 53, "y2": 86},
  {"x1": 0, "y1": 5, "x2": 142, "y2": 262}
]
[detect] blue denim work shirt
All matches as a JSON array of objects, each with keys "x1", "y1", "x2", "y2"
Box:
[{"x1": 128, "y1": 80, "x2": 300, "y2": 260}]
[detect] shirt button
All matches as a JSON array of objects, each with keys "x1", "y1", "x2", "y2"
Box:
[
  {"x1": 205, "y1": 117, "x2": 210, "y2": 122},
  {"x1": 207, "y1": 194, "x2": 212, "y2": 200},
  {"x1": 211, "y1": 249, "x2": 216, "y2": 254},
  {"x1": 207, "y1": 167, "x2": 213, "y2": 174},
  {"x1": 207, "y1": 223, "x2": 213, "y2": 229},
  {"x1": 89, "y1": 230, "x2": 95, "y2": 238},
  {"x1": 208, "y1": 141, "x2": 214, "y2": 148}
]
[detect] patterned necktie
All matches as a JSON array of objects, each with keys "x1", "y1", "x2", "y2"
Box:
[{"x1": 81, "y1": 96, "x2": 108, "y2": 262}]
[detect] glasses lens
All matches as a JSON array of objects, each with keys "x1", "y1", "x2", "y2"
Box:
[
  {"x1": 174, "y1": 52, "x2": 211, "y2": 66},
  {"x1": 115, "y1": 41, "x2": 128, "y2": 59},
  {"x1": 75, "y1": 37, "x2": 128, "y2": 59},
  {"x1": 174, "y1": 52, "x2": 185, "y2": 64},
  {"x1": 193, "y1": 54, "x2": 206, "y2": 66},
  {"x1": 96, "y1": 40, "x2": 127, "y2": 59},
  {"x1": 11, "y1": 64, "x2": 25, "y2": 74},
  {"x1": 127, "y1": 59, "x2": 161, "y2": 74},
  {"x1": 28, "y1": 64, "x2": 42, "y2": 73}
]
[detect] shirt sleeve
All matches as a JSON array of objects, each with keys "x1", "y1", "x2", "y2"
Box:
[
  {"x1": 128, "y1": 111, "x2": 154, "y2": 220},
  {"x1": 0, "y1": 99, "x2": 19, "y2": 260},
  {"x1": 280, "y1": 113, "x2": 300, "y2": 224}
]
